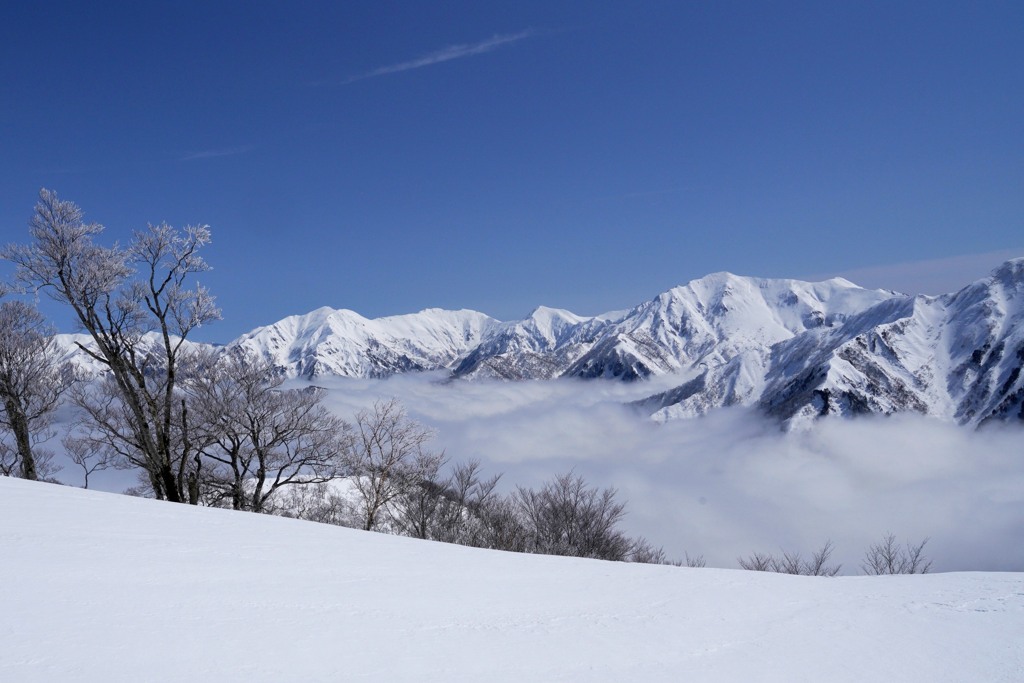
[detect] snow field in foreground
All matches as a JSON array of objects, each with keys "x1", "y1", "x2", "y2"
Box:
[{"x1": 1, "y1": 476, "x2": 1022, "y2": 682}]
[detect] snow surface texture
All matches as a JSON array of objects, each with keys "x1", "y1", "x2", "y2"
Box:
[
  {"x1": 56, "y1": 258, "x2": 1024, "y2": 427},
  {"x1": 2, "y1": 477, "x2": 1022, "y2": 683}
]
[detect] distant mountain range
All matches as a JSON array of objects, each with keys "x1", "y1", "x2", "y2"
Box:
[{"x1": 57, "y1": 258, "x2": 1024, "y2": 428}]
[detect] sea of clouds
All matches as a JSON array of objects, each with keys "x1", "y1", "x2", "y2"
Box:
[
  {"x1": 312, "y1": 373, "x2": 1024, "y2": 573},
  {"x1": 67, "y1": 371, "x2": 1024, "y2": 573}
]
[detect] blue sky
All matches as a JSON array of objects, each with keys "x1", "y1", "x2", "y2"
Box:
[{"x1": 2, "y1": 1, "x2": 1021, "y2": 343}]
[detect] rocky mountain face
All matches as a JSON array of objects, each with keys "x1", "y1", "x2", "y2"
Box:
[
  {"x1": 228, "y1": 272, "x2": 898, "y2": 384},
  {"x1": 56, "y1": 259, "x2": 1024, "y2": 428},
  {"x1": 642, "y1": 259, "x2": 1024, "y2": 427},
  {"x1": 452, "y1": 274, "x2": 895, "y2": 381}
]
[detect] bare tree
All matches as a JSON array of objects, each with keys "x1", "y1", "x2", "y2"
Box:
[
  {"x1": 515, "y1": 471, "x2": 633, "y2": 561},
  {"x1": 61, "y1": 434, "x2": 114, "y2": 489},
  {"x1": 861, "y1": 534, "x2": 932, "y2": 575},
  {"x1": 3, "y1": 189, "x2": 220, "y2": 503},
  {"x1": 628, "y1": 537, "x2": 670, "y2": 564},
  {"x1": 803, "y1": 540, "x2": 842, "y2": 576},
  {"x1": 738, "y1": 541, "x2": 841, "y2": 576},
  {"x1": 738, "y1": 551, "x2": 774, "y2": 572},
  {"x1": 186, "y1": 351, "x2": 350, "y2": 513},
  {"x1": 473, "y1": 495, "x2": 531, "y2": 553},
  {"x1": 626, "y1": 543, "x2": 705, "y2": 567},
  {"x1": 343, "y1": 398, "x2": 441, "y2": 532},
  {"x1": 683, "y1": 552, "x2": 707, "y2": 568},
  {"x1": 434, "y1": 459, "x2": 503, "y2": 545},
  {"x1": 0, "y1": 299, "x2": 72, "y2": 480},
  {"x1": 391, "y1": 458, "x2": 505, "y2": 543},
  {"x1": 388, "y1": 449, "x2": 450, "y2": 539},
  {"x1": 0, "y1": 439, "x2": 61, "y2": 481},
  {"x1": 0, "y1": 441, "x2": 15, "y2": 476}
]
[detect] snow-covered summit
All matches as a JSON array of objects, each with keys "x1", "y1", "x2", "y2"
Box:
[
  {"x1": 223, "y1": 271, "x2": 895, "y2": 383},
  {"x1": 453, "y1": 272, "x2": 895, "y2": 381},
  {"x1": 645, "y1": 259, "x2": 1024, "y2": 427},
  {"x1": 51, "y1": 258, "x2": 1024, "y2": 426},
  {"x1": 231, "y1": 306, "x2": 499, "y2": 378}
]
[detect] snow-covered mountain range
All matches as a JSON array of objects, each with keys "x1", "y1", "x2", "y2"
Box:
[
  {"x1": 640, "y1": 258, "x2": 1024, "y2": 427},
  {"x1": 232, "y1": 306, "x2": 497, "y2": 379},
  {"x1": 56, "y1": 258, "x2": 1024, "y2": 427}
]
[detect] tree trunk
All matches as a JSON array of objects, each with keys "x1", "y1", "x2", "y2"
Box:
[
  {"x1": 187, "y1": 454, "x2": 201, "y2": 505},
  {"x1": 159, "y1": 464, "x2": 183, "y2": 503},
  {"x1": 3, "y1": 396, "x2": 37, "y2": 481}
]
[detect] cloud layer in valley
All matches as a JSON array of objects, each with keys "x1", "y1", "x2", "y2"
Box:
[
  {"x1": 65, "y1": 371, "x2": 1022, "y2": 574},
  {"x1": 313, "y1": 374, "x2": 1024, "y2": 573}
]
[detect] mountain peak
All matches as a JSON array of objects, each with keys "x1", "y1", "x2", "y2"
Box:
[
  {"x1": 527, "y1": 305, "x2": 586, "y2": 323},
  {"x1": 990, "y1": 257, "x2": 1024, "y2": 286},
  {"x1": 57, "y1": 259, "x2": 1024, "y2": 426}
]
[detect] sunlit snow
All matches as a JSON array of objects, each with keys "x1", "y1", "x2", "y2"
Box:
[{"x1": 1, "y1": 477, "x2": 1021, "y2": 682}]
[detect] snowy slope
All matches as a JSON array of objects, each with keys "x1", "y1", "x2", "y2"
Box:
[
  {"x1": 646, "y1": 259, "x2": 1024, "y2": 427},
  {"x1": 2, "y1": 477, "x2": 1022, "y2": 683}
]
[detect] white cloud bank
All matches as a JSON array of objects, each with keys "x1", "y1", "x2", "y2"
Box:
[
  {"x1": 312, "y1": 374, "x2": 1024, "y2": 573},
  {"x1": 72, "y1": 371, "x2": 1022, "y2": 573}
]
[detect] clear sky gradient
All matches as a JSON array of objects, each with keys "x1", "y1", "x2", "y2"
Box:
[{"x1": 2, "y1": 1, "x2": 1021, "y2": 343}]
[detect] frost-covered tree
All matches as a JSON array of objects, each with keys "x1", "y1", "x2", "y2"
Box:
[
  {"x1": 186, "y1": 350, "x2": 350, "y2": 512},
  {"x1": 515, "y1": 471, "x2": 633, "y2": 561},
  {"x1": 0, "y1": 299, "x2": 71, "y2": 480},
  {"x1": 344, "y1": 398, "x2": 442, "y2": 531},
  {"x1": 391, "y1": 458, "x2": 503, "y2": 542},
  {"x1": 3, "y1": 189, "x2": 220, "y2": 503}
]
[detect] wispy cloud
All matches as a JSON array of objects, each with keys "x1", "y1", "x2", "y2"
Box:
[
  {"x1": 180, "y1": 145, "x2": 255, "y2": 162},
  {"x1": 805, "y1": 248, "x2": 1024, "y2": 295},
  {"x1": 331, "y1": 30, "x2": 536, "y2": 85}
]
